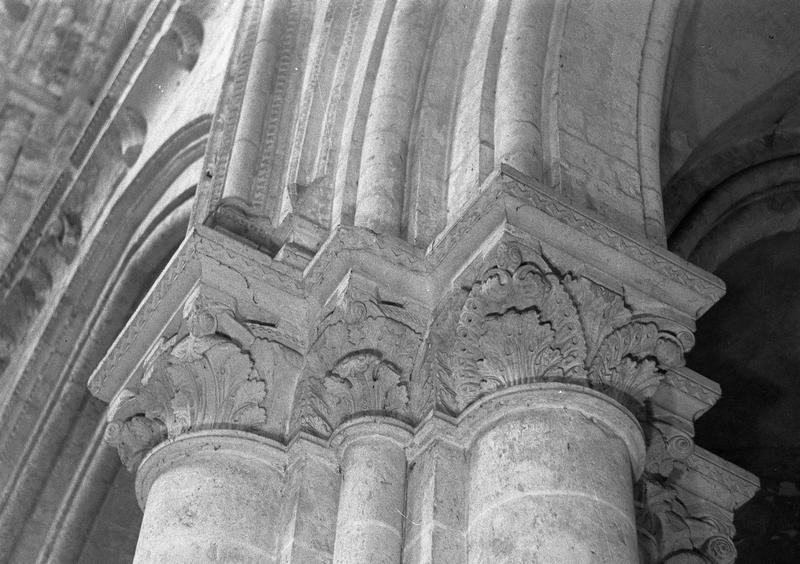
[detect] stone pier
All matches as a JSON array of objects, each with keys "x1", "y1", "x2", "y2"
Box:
[{"x1": 80, "y1": 1, "x2": 759, "y2": 562}]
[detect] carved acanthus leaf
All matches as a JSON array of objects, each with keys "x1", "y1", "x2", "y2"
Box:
[
  {"x1": 162, "y1": 338, "x2": 266, "y2": 434},
  {"x1": 323, "y1": 352, "x2": 408, "y2": 418},
  {"x1": 564, "y1": 276, "x2": 628, "y2": 363},
  {"x1": 590, "y1": 323, "x2": 663, "y2": 403},
  {"x1": 443, "y1": 251, "x2": 590, "y2": 413},
  {"x1": 104, "y1": 298, "x2": 294, "y2": 470},
  {"x1": 293, "y1": 289, "x2": 423, "y2": 436},
  {"x1": 430, "y1": 243, "x2": 690, "y2": 415}
]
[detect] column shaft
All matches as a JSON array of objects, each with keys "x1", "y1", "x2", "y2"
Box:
[
  {"x1": 354, "y1": 1, "x2": 432, "y2": 236},
  {"x1": 466, "y1": 385, "x2": 644, "y2": 564},
  {"x1": 133, "y1": 431, "x2": 285, "y2": 564},
  {"x1": 332, "y1": 417, "x2": 411, "y2": 564}
]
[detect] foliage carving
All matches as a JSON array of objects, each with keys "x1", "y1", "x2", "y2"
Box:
[
  {"x1": 432, "y1": 243, "x2": 688, "y2": 414},
  {"x1": 105, "y1": 296, "x2": 295, "y2": 470},
  {"x1": 292, "y1": 281, "x2": 424, "y2": 436}
]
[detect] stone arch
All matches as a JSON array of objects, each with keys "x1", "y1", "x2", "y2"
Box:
[
  {"x1": 665, "y1": 70, "x2": 800, "y2": 246},
  {"x1": 670, "y1": 155, "x2": 800, "y2": 273},
  {"x1": 0, "y1": 115, "x2": 211, "y2": 563}
]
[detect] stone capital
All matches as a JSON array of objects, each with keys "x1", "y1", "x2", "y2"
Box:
[
  {"x1": 292, "y1": 272, "x2": 429, "y2": 438},
  {"x1": 423, "y1": 240, "x2": 692, "y2": 419},
  {"x1": 104, "y1": 288, "x2": 299, "y2": 470},
  {"x1": 637, "y1": 440, "x2": 758, "y2": 564}
]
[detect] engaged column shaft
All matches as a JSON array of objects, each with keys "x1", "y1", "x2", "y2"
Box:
[
  {"x1": 133, "y1": 431, "x2": 285, "y2": 564},
  {"x1": 331, "y1": 417, "x2": 412, "y2": 564},
  {"x1": 466, "y1": 385, "x2": 645, "y2": 564}
]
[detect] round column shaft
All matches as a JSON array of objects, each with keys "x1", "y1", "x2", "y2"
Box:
[
  {"x1": 133, "y1": 430, "x2": 285, "y2": 564},
  {"x1": 331, "y1": 416, "x2": 412, "y2": 564},
  {"x1": 466, "y1": 384, "x2": 645, "y2": 564}
]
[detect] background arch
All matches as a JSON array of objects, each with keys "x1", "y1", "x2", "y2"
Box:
[{"x1": 0, "y1": 116, "x2": 210, "y2": 563}]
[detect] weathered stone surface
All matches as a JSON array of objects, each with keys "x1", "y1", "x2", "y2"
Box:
[
  {"x1": 423, "y1": 239, "x2": 691, "y2": 420},
  {"x1": 463, "y1": 385, "x2": 644, "y2": 564},
  {"x1": 278, "y1": 437, "x2": 339, "y2": 564},
  {"x1": 104, "y1": 288, "x2": 300, "y2": 470},
  {"x1": 403, "y1": 439, "x2": 467, "y2": 564},
  {"x1": 133, "y1": 431, "x2": 285, "y2": 563},
  {"x1": 1, "y1": 1, "x2": 785, "y2": 562},
  {"x1": 330, "y1": 416, "x2": 412, "y2": 564}
]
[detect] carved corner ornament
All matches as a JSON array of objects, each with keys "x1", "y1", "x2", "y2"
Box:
[
  {"x1": 104, "y1": 296, "x2": 291, "y2": 470},
  {"x1": 644, "y1": 421, "x2": 696, "y2": 479},
  {"x1": 292, "y1": 285, "x2": 425, "y2": 437},
  {"x1": 637, "y1": 479, "x2": 738, "y2": 564},
  {"x1": 431, "y1": 242, "x2": 690, "y2": 415}
]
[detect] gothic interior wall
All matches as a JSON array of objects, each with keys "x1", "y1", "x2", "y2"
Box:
[{"x1": 0, "y1": 0, "x2": 799, "y2": 563}]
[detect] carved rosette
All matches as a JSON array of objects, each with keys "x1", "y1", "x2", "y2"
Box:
[
  {"x1": 293, "y1": 287, "x2": 424, "y2": 436},
  {"x1": 433, "y1": 243, "x2": 688, "y2": 414},
  {"x1": 637, "y1": 480, "x2": 738, "y2": 564},
  {"x1": 105, "y1": 297, "x2": 294, "y2": 470}
]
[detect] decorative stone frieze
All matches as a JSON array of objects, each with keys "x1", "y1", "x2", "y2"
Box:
[
  {"x1": 105, "y1": 290, "x2": 299, "y2": 470},
  {"x1": 429, "y1": 241, "x2": 689, "y2": 416},
  {"x1": 293, "y1": 273, "x2": 427, "y2": 436}
]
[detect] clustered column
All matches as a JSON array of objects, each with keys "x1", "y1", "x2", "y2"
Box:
[{"x1": 99, "y1": 252, "x2": 678, "y2": 564}]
